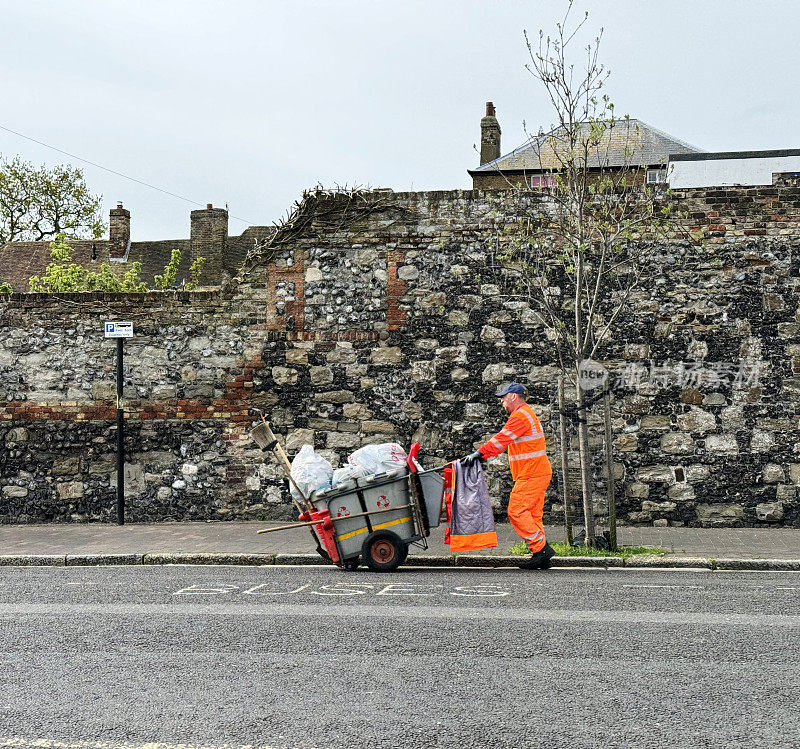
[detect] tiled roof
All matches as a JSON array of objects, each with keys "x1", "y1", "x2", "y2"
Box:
[
  {"x1": 0, "y1": 234, "x2": 254, "y2": 291},
  {"x1": 472, "y1": 119, "x2": 701, "y2": 172}
]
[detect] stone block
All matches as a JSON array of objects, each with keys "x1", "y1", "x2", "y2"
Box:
[
  {"x1": 271, "y1": 366, "x2": 298, "y2": 386},
  {"x1": 667, "y1": 484, "x2": 695, "y2": 502},
  {"x1": 695, "y1": 503, "x2": 744, "y2": 526},
  {"x1": 625, "y1": 482, "x2": 650, "y2": 498},
  {"x1": 51, "y1": 457, "x2": 80, "y2": 476},
  {"x1": 109, "y1": 463, "x2": 146, "y2": 497},
  {"x1": 750, "y1": 430, "x2": 774, "y2": 453},
  {"x1": 676, "y1": 407, "x2": 716, "y2": 434},
  {"x1": 326, "y1": 432, "x2": 360, "y2": 449},
  {"x1": 702, "y1": 392, "x2": 727, "y2": 406},
  {"x1": 482, "y1": 364, "x2": 507, "y2": 383},
  {"x1": 624, "y1": 343, "x2": 650, "y2": 360},
  {"x1": 660, "y1": 432, "x2": 696, "y2": 455},
  {"x1": 310, "y1": 366, "x2": 334, "y2": 386},
  {"x1": 789, "y1": 464, "x2": 800, "y2": 486},
  {"x1": 5, "y1": 427, "x2": 29, "y2": 444},
  {"x1": 720, "y1": 406, "x2": 745, "y2": 431},
  {"x1": 314, "y1": 390, "x2": 355, "y2": 404},
  {"x1": 614, "y1": 434, "x2": 638, "y2": 452},
  {"x1": 756, "y1": 501, "x2": 784, "y2": 522},
  {"x1": 286, "y1": 428, "x2": 314, "y2": 452},
  {"x1": 57, "y1": 481, "x2": 84, "y2": 499},
  {"x1": 92, "y1": 381, "x2": 117, "y2": 400},
  {"x1": 687, "y1": 340, "x2": 708, "y2": 360},
  {"x1": 361, "y1": 420, "x2": 395, "y2": 435},
  {"x1": 480, "y1": 325, "x2": 505, "y2": 344},
  {"x1": 2, "y1": 486, "x2": 28, "y2": 498},
  {"x1": 705, "y1": 434, "x2": 738, "y2": 455},
  {"x1": 448, "y1": 310, "x2": 469, "y2": 326},
  {"x1": 623, "y1": 395, "x2": 650, "y2": 415},
  {"x1": 411, "y1": 361, "x2": 437, "y2": 382},
  {"x1": 641, "y1": 500, "x2": 677, "y2": 513},
  {"x1": 636, "y1": 465, "x2": 675, "y2": 483},
  {"x1": 451, "y1": 367, "x2": 470, "y2": 382},
  {"x1": 419, "y1": 292, "x2": 446, "y2": 311},
  {"x1": 640, "y1": 415, "x2": 670, "y2": 430},
  {"x1": 762, "y1": 464, "x2": 785, "y2": 483},
  {"x1": 285, "y1": 349, "x2": 308, "y2": 365},
  {"x1": 776, "y1": 484, "x2": 797, "y2": 503},
  {"x1": 684, "y1": 464, "x2": 711, "y2": 483},
  {"x1": 397, "y1": 265, "x2": 419, "y2": 281},
  {"x1": 343, "y1": 403, "x2": 372, "y2": 420},
  {"x1": 465, "y1": 403, "x2": 488, "y2": 420},
  {"x1": 327, "y1": 345, "x2": 358, "y2": 364},
  {"x1": 370, "y1": 347, "x2": 403, "y2": 365}
]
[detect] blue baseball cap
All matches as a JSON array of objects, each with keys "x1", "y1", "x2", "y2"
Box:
[{"x1": 495, "y1": 382, "x2": 527, "y2": 397}]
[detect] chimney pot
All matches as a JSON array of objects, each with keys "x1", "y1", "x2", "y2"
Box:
[
  {"x1": 117, "y1": 201, "x2": 123, "y2": 209},
  {"x1": 479, "y1": 101, "x2": 502, "y2": 165},
  {"x1": 206, "y1": 203, "x2": 213, "y2": 210}
]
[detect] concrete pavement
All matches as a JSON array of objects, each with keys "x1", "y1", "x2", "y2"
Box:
[{"x1": 1, "y1": 520, "x2": 799, "y2": 569}]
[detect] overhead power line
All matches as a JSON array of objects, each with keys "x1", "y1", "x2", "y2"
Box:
[{"x1": 0, "y1": 123, "x2": 257, "y2": 226}]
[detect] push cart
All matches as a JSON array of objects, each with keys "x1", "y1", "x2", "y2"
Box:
[{"x1": 250, "y1": 416, "x2": 445, "y2": 572}]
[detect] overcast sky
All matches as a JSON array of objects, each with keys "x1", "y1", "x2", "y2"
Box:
[{"x1": 1, "y1": 0, "x2": 798, "y2": 240}]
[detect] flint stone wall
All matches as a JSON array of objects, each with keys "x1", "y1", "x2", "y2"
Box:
[{"x1": 1, "y1": 185, "x2": 799, "y2": 527}]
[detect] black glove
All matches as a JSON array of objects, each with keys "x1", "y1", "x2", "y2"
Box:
[{"x1": 463, "y1": 451, "x2": 485, "y2": 466}]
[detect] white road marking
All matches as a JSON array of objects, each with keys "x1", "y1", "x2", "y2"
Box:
[
  {"x1": 0, "y1": 738, "x2": 293, "y2": 749},
  {"x1": 1, "y1": 603, "x2": 798, "y2": 627},
  {"x1": 622, "y1": 584, "x2": 705, "y2": 590}
]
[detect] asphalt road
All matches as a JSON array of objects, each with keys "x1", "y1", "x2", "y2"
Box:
[{"x1": 1, "y1": 565, "x2": 799, "y2": 749}]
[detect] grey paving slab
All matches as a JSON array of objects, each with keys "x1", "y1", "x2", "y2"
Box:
[{"x1": 0, "y1": 520, "x2": 799, "y2": 560}]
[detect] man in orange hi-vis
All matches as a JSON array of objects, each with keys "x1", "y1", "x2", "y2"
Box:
[{"x1": 464, "y1": 383, "x2": 555, "y2": 570}]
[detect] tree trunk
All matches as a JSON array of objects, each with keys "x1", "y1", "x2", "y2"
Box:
[
  {"x1": 557, "y1": 376, "x2": 573, "y2": 545},
  {"x1": 575, "y1": 383, "x2": 596, "y2": 547},
  {"x1": 603, "y1": 388, "x2": 617, "y2": 551}
]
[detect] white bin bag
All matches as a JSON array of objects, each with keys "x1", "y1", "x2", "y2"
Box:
[
  {"x1": 289, "y1": 444, "x2": 333, "y2": 500},
  {"x1": 347, "y1": 443, "x2": 407, "y2": 476}
]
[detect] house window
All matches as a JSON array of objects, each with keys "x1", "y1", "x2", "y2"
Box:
[
  {"x1": 531, "y1": 175, "x2": 557, "y2": 188},
  {"x1": 647, "y1": 169, "x2": 667, "y2": 184}
]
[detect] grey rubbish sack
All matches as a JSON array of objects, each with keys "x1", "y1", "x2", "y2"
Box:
[{"x1": 451, "y1": 460, "x2": 496, "y2": 539}]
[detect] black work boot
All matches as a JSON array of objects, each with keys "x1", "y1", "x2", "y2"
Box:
[{"x1": 518, "y1": 543, "x2": 555, "y2": 570}]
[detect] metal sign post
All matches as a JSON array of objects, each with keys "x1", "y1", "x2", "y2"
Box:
[{"x1": 104, "y1": 322, "x2": 134, "y2": 525}]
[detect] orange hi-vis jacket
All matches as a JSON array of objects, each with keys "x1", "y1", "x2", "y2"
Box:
[{"x1": 478, "y1": 403, "x2": 551, "y2": 480}]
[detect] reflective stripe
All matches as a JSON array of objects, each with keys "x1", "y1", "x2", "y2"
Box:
[
  {"x1": 517, "y1": 406, "x2": 539, "y2": 434},
  {"x1": 490, "y1": 437, "x2": 505, "y2": 449},
  {"x1": 509, "y1": 449, "x2": 548, "y2": 461},
  {"x1": 525, "y1": 531, "x2": 544, "y2": 542},
  {"x1": 514, "y1": 434, "x2": 544, "y2": 443},
  {"x1": 501, "y1": 428, "x2": 519, "y2": 439}
]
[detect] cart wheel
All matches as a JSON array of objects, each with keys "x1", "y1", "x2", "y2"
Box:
[
  {"x1": 342, "y1": 557, "x2": 360, "y2": 571},
  {"x1": 361, "y1": 531, "x2": 404, "y2": 572}
]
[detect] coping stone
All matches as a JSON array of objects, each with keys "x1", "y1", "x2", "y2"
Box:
[
  {"x1": 66, "y1": 554, "x2": 143, "y2": 566},
  {"x1": 0, "y1": 555, "x2": 66, "y2": 566}
]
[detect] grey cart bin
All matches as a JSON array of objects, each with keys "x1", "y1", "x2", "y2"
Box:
[{"x1": 416, "y1": 467, "x2": 445, "y2": 528}]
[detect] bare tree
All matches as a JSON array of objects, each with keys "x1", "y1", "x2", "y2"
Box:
[{"x1": 492, "y1": 2, "x2": 681, "y2": 545}]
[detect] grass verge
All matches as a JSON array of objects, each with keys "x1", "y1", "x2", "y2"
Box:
[{"x1": 508, "y1": 541, "x2": 667, "y2": 559}]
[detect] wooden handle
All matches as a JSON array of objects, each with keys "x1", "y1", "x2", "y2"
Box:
[{"x1": 257, "y1": 519, "x2": 324, "y2": 534}]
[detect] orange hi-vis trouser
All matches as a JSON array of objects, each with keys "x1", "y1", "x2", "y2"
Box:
[{"x1": 507, "y1": 470, "x2": 552, "y2": 553}]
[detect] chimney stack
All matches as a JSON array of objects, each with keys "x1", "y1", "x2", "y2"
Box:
[
  {"x1": 108, "y1": 202, "x2": 130, "y2": 259},
  {"x1": 190, "y1": 203, "x2": 228, "y2": 285},
  {"x1": 480, "y1": 101, "x2": 502, "y2": 165}
]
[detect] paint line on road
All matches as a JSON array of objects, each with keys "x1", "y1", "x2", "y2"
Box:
[
  {"x1": 0, "y1": 738, "x2": 295, "y2": 749},
  {"x1": 622, "y1": 585, "x2": 705, "y2": 590},
  {"x1": 1, "y1": 602, "x2": 799, "y2": 628}
]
